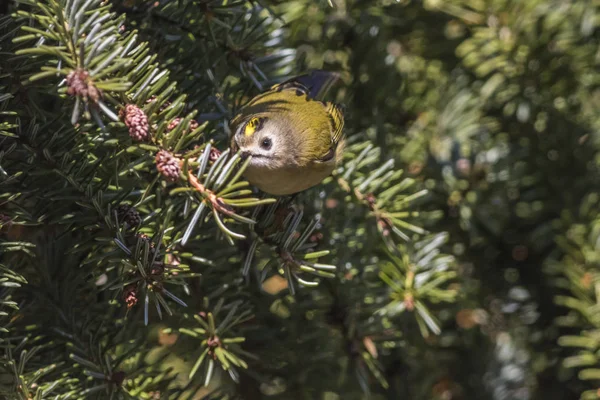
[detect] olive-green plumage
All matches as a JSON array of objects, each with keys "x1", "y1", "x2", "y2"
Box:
[{"x1": 229, "y1": 72, "x2": 345, "y2": 195}]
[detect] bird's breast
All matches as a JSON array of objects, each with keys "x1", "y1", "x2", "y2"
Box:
[{"x1": 243, "y1": 162, "x2": 335, "y2": 195}]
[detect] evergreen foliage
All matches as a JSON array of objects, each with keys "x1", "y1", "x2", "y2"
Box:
[{"x1": 0, "y1": 0, "x2": 599, "y2": 399}]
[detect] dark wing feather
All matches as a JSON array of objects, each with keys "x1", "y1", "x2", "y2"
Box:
[{"x1": 270, "y1": 70, "x2": 340, "y2": 100}]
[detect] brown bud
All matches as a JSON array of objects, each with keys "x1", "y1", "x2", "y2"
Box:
[
  {"x1": 158, "y1": 328, "x2": 178, "y2": 347},
  {"x1": 209, "y1": 147, "x2": 222, "y2": 162},
  {"x1": 365, "y1": 193, "x2": 377, "y2": 209},
  {"x1": 87, "y1": 84, "x2": 100, "y2": 103},
  {"x1": 137, "y1": 233, "x2": 153, "y2": 247},
  {"x1": 207, "y1": 335, "x2": 221, "y2": 348},
  {"x1": 362, "y1": 336, "x2": 378, "y2": 358},
  {"x1": 150, "y1": 262, "x2": 165, "y2": 277},
  {"x1": 123, "y1": 284, "x2": 138, "y2": 309},
  {"x1": 167, "y1": 117, "x2": 199, "y2": 133},
  {"x1": 456, "y1": 309, "x2": 477, "y2": 329},
  {"x1": 148, "y1": 392, "x2": 161, "y2": 400},
  {"x1": 377, "y1": 218, "x2": 391, "y2": 237},
  {"x1": 167, "y1": 117, "x2": 181, "y2": 132},
  {"x1": 325, "y1": 199, "x2": 339, "y2": 209},
  {"x1": 146, "y1": 95, "x2": 171, "y2": 113},
  {"x1": 455, "y1": 158, "x2": 471, "y2": 176},
  {"x1": 309, "y1": 232, "x2": 323, "y2": 243},
  {"x1": 408, "y1": 161, "x2": 423, "y2": 175},
  {"x1": 404, "y1": 293, "x2": 415, "y2": 311},
  {"x1": 511, "y1": 245, "x2": 528, "y2": 261},
  {"x1": 581, "y1": 272, "x2": 593, "y2": 289}
]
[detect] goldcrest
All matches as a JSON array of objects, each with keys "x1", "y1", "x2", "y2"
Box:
[{"x1": 229, "y1": 72, "x2": 345, "y2": 195}]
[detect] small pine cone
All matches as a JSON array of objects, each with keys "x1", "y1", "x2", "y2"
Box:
[
  {"x1": 66, "y1": 68, "x2": 101, "y2": 103},
  {"x1": 167, "y1": 118, "x2": 199, "y2": 132},
  {"x1": 167, "y1": 117, "x2": 182, "y2": 132},
  {"x1": 66, "y1": 69, "x2": 89, "y2": 97},
  {"x1": 155, "y1": 150, "x2": 181, "y2": 181},
  {"x1": 117, "y1": 204, "x2": 141, "y2": 227},
  {"x1": 120, "y1": 104, "x2": 149, "y2": 141},
  {"x1": 123, "y1": 284, "x2": 138, "y2": 309},
  {"x1": 209, "y1": 147, "x2": 222, "y2": 162}
]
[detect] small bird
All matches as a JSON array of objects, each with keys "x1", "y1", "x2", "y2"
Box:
[{"x1": 229, "y1": 71, "x2": 345, "y2": 195}]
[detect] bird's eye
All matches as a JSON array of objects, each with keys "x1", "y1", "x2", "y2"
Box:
[{"x1": 260, "y1": 137, "x2": 272, "y2": 150}]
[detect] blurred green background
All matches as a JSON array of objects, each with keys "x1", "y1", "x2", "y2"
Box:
[{"x1": 2, "y1": 0, "x2": 600, "y2": 399}]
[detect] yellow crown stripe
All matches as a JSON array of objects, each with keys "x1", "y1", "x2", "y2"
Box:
[{"x1": 244, "y1": 117, "x2": 261, "y2": 136}]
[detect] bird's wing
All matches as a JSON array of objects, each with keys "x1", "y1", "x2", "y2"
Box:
[
  {"x1": 325, "y1": 102, "x2": 344, "y2": 145},
  {"x1": 316, "y1": 102, "x2": 344, "y2": 163}
]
